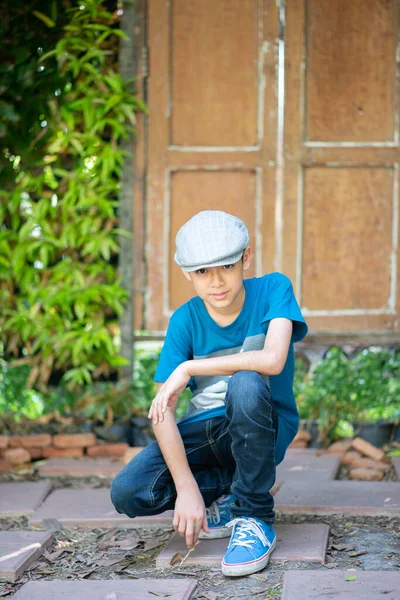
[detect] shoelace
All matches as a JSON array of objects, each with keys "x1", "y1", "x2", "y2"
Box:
[
  {"x1": 206, "y1": 501, "x2": 221, "y2": 524},
  {"x1": 225, "y1": 518, "x2": 270, "y2": 549},
  {"x1": 206, "y1": 494, "x2": 232, "y2": 525}
]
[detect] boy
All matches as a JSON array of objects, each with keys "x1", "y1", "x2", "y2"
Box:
[{"x1": 111, "y1": 210, "x2": 308, "y2": 577}]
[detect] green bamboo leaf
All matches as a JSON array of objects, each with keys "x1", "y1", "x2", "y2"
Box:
[
  {"x1": 74, "y1": 301, "x2": 85, "y2": 321},
  {"x1": 32, "y1": 10, "x2": 56, "y2": 28}
]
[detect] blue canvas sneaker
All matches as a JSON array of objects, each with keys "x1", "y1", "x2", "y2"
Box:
[
  {"x1": 199, "y1": 494, "x2": 235, "y2": 539},
  {"x1": 221, "y1": 516, "x2": 276, "y2": 576}
]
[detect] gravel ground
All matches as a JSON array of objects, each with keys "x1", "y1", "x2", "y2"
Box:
[{"x1": 0, "y1": 454, "x2": 399, "y2": 599}]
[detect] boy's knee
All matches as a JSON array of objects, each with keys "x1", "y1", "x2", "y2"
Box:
[
  {"x1": 228, "y1": 371, "x2": 269, "y2": 399},
  {"x1": 110, "y1": 471, "x2": 152, "y2": 518},
  {"x1": 227, "y1": 371, "x2": 274, "y2": 419}
]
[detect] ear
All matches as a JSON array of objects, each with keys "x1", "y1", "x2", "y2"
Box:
[
  {"x1": 181, "y1": 269, "x2": 192, "y2": 281},
  {"x1": 242, "y1": 246, "x2": 252, "y2": 272}
]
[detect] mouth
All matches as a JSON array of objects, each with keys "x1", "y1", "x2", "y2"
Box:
[{"x1": 212, "y1": 292, "x2": 228, "y2": 300}]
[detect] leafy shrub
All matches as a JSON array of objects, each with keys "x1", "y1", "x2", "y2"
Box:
[
  {"x1": 0, "y1": 345, "x2": 192, "y2": 433},
  {"x1": 1, "y1": 0, "x2": 144, "y2": 389},
  {"x1": 296, "y1": 347, "x2": 400, "y2": 444}
]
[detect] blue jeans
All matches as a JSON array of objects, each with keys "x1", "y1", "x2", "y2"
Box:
[{"x1": 110, "y1": 371, "x2": 279, "y2": 523}]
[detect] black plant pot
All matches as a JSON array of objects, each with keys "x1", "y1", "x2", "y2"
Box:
[
  {"x1": 93, "y1": 419, "x2": 132, "y2": 444},
  {"x1": 299, "y1": 419, "x2": 325, "y2": 448},
  {"x1": 392, "y1": 423, "x2": 400, "y2": 443},
  {"x1": 353, "y1": 421, "x2": 394, "y2": 448},
  {"x1": 131, "y1": 416, "x2": 155, "y2": 446}
]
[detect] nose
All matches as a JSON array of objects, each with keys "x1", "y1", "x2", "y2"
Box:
[{"x1": 210, "y1": 270, "x2": 224, "y2": 288}]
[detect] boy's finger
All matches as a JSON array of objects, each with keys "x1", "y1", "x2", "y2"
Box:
[
  {"x1": 194, "y1": 520, "x2": 202, "y2": 545},
  {"x1": 202, "y1": 513, "x2": 210, "y2": 533},
  {"x1": 186, "y1": 523, "x2": 195, "y2": 549}
]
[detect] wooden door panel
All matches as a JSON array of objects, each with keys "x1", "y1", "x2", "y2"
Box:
[
  {"x1": 283, "y1": 0, "x2": 400, "y2": 332},
  {"x1": 302, "y1": 167, "x2": 393, "y2": 310},
  {"x1": 171, "y1": 0, "x2": 258, "y2": 146},
  {"x1": 306, "y1": 0, "x2": 396, "y2": 142},
  {"x1": 147, "y1": 0, "x2": 278, "y2": 331},
  {"x1": 146, "y1": 0, "x2": 400, "y2": 334}
]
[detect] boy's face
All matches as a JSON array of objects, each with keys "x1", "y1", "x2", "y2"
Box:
[{"x1": 182, "y1": 247, "x2": 251, "y2": 314}]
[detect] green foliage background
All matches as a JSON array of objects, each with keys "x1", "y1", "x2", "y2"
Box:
[
  {"x1": 1, "y1": 0, "x2": 145, "y2": 390},
  {"x1": 295, "y1": 347, "x2": 400, "y2": 443}
]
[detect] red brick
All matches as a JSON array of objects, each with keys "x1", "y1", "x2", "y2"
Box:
[
  {"x1": 349, "y1": 468, "x2": 384, "y2": 481},
  {"x1": 282, "y1": 570, "x2": 400, "y2": 600},
  {"x1": 0, "y1": 459, "x2": 12, "y2": 472},
  {"x1": 86, "y1": 443, "x2": 129, "y2": 458},
  {"x1": 0, "y1": 436, "x2": 9, "y2": 449},
  {"x1": 0, "y1": 481, "x2": 52, "y2": 517},
  {"x1": 348, "y1": 457, "x2": 391, "y2": 472},
  {"x1": 9, "y1": 434, "x2": 52, "y2": 448},
  {"x1": 156, "y1": 524, "x2": 330, "y2": 568},
  {"x1": 0, "y1": 531, "x2": 53, "y2": 582},
  {"x1": 277, "y1": 450, "x2": 340, "y2": 482},
  {"x1": 392, "y1": 456, "x2": 400, "y2": 481},
  {"x1": 4, "y1": 448, "x2": 31, "y2": 466},
  {"x1": 123, "y1": 446, "x2": 144, "y2": 464},
  {"x1": 351, "y1": 437, "x2": 385, "y2": 461},
  {"x1": 294, "y1": 430, "x2": 312, "y2": 442},
  {"x1": 10, "y1": 580, "x2": 197, "y2": 600},
  {"x1": 24, "y1": 447, "x2": 44, "y2": 460},
  {"x1": 326, "y1": 438, "x2": 353, "y2": 454},
  {"x1": 29, "y1": 488, "x2": 174, "y2": 528},
  {"x1": 52, "y1": 433, "x2": 96, "y2": 449},
  {"x1": 341, "y1": 450, "x2": 363, "y2": 465},
  {"x1": 38, "y1": 458, "x2": 121, "y2": 477},
  {"x1": 42, "y1": 447, "x2": 84, "y2": 459},
  {"x1": 289, "y1": 440, "x2": 308, "y2": 449},
  {"x1": 274, "y1": 480, "x2": 400, "y2": 516}
]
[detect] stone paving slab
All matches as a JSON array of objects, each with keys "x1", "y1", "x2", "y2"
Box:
[
  {"x1": 0, "y1": 481, "x2": 52, "y2": 517},
  {"x1": 392, "y1": 456, "x2": 400, "y2": 481},
  {"x1": 38, "y1": 457, "x2": 123, "y2": 477},
  {"x1": 29, "y1": 488, "x2": 173, "y2": 528},
  {"x1": 156, "y1": 523, "x2": 329, "y2": 568},
  {"x1": 282, "y1": 570, "x2": 400, "y2": 599},
  {"x1": 11, "y1": 579, "x2": 197, "y2": 599},
  {"x1": 0, "y1": 531, "x2": 52, "y2": 582},
  {"x1": 277, "y1": 449, "x2": 340, "y2": 482},
  {"x1": 275, "y1": 480, "x2": 400, "y2": 516}
]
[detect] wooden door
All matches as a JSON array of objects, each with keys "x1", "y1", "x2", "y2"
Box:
[
  {"x1": 283, "y1": 0, "x2": 400, "y2": 333},
  {"x1": 146, "y1": 0, "x2": 279, "y2": 331},
  {"x1": 144, "y1": 0, "x2": 400, "y2": 335}
]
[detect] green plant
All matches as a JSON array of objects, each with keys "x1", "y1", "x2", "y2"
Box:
[
  {"x1": 296, "y1": 346, "x2": 400, "y2": 444},
  {"x1": 0, "y1": 345, "x2": 193, "y2": 431},
  {"x1": 0, "y1": 360, "x2": 44, "y2": 420},
  {"x1": 1, "y1": 0, "x2": 145, "y2": 390},
  {"x1": 296, "y1": 347, "x2": 353, "y2": 443},
  {"x1": 350, "y1": 348, "x2": 400, "y2": 423},
  {"x1": 132, "y1": 347, "x2": 191, "y2": 419}
]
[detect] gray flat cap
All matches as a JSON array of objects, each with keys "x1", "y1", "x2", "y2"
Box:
[{"x1": 174, "y1": 210, "x2": 249, "y2": 272}]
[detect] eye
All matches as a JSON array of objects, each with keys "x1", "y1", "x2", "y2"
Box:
[
  {"x1": 196, "y1": 268, "x2": 208, "y2": 275},
  {"x1": 222, "y1": 264, "x2": 234, "y2": 270}
]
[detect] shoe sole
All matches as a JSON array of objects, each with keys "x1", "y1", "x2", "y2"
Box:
[
  {"x1": 220, "y1": 538, "x2": 276, "y2": 577},
  {"x1": 198, "y1": 526, "x2": 233, "y2": 540}
]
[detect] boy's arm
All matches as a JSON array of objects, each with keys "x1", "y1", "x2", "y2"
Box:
[
  {"x1": 151, "y1": 383, "x2": 209, "y2": 549},
  {"x1": 149, "y1": 318, "x2": 293, "y2": 425}
]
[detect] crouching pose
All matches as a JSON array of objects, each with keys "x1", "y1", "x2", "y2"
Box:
[{"x1": 111, "y1": 210, "x2": 308, "y2": 577}]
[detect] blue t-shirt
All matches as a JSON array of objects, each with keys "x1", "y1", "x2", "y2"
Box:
[{"x1": 154, "y1": 272, "x2": 308, "y2": 465}]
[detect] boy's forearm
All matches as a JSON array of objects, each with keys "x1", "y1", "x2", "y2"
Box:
[
  {"x1": 183, "y1": 349, "x2": 279, "y2": 378},
  {"x1": 152, "y1": 410, "x2": 197, "y2": 492}
]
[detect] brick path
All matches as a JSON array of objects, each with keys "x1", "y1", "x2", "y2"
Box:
[
  {"x1": 0, "y1": 448, "x2": 398, "y2": 598},
  {"x1": 281, "y1": 570, "x2": 400, "y2": 599}
]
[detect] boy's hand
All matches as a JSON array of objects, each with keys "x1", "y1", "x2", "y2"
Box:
[
  {"x1": 173, "y1": 484, "x2": 209, "y2": 549},
  {"x1": 148, "y1": 363, "x2": 191, "y2": 424}
]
